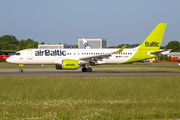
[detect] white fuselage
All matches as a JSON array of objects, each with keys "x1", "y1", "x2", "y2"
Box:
[{"x1": 6, "y1": 48, "x2": 137, "y2": 65}]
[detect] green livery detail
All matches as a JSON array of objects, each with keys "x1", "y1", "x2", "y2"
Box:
[
  {"x1": 56, "y1": 59, "x2": 79, "y2": 70},
  {"x1": 63, "y1": 59, "x2": 79, "y2": 69},
  {"x1": 125, "y1": 23, "x2": 167, "y2": 63}
]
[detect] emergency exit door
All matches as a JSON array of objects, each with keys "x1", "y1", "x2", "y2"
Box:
[
  {"x1": 27, "y1": 50, "x2": 33, "y2": 60},
  {"x1": 133, "y1": 49, "x2": 138, "y2": 59}
]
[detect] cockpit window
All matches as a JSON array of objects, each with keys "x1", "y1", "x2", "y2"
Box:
[
  {"x1": 11, "y1": 53, "x2": 20, "y2": 56},
  {"x1": 12, "y1": 53, "x2": 16, "y2": 55},
  {"x1": 16, "y1": 53, "x2": 20, "y2": 56}
]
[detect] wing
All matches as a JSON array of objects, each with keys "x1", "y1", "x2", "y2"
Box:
[{"x1": 79, "y1": 52, "x2": 112, "y2": 62}]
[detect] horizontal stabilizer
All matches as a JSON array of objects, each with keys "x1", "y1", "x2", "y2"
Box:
[{"x1": 150, "y1": 49, "x2": 172, "y2": 55}]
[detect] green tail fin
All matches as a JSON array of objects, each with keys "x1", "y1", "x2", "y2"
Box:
[
  {"x1": 139, "y1": 23, "x2": 167, "y2": 50},
  {"x1": 124, "y1": 23, "x2": 167, "y2": 63}
]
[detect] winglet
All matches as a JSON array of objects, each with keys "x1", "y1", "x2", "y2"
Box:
[{"x1": 116, "y1": 45, "x2": 126, "y2": 52}]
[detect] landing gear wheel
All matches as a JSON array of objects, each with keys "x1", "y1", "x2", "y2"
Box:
[
  {"x1": 87, "y1": 68, "x2": 92, "y2": 72},
  {"x1": 19, "y1": 69, "x2": 23, "y2": 73},
  {"x1": 82, "y1": 68, "x2": 87, "y2": 72}
]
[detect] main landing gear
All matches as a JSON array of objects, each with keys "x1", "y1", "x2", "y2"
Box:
[
  {"x1": 82, "y1": 67, "x2": 92, "y2": 72},
  {"x1": 82, "y1": 65, "x2": 92, "y2": 72},
  {"x1": 19, "y1": 64, "x2": 24, "y2": 73}
]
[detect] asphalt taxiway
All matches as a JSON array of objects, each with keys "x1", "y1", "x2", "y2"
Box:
[{"x1": 0, "y1": 68, "x2": 180, "y2": 77}]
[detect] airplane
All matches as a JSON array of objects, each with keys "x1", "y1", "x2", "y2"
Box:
[
  {"x1": 82, "y1": 38, "x2": 92, "y2": 49},
  {"x1": 6, "y1": 23, "x2": 167, "y2": 73}
]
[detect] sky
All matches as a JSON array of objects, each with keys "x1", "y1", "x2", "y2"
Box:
[{"x1": 0, "y1": 0, "x2": 180, "y2": 46}]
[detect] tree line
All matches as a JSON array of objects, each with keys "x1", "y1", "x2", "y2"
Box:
[
  {"x1": 108, "y1": 43, "x2": 140, "y2": 48},
  {"x1": 0, "y1": 35, "x2": 180, "y2": 52},
  {"x1": 0, "y1": 35, "x2": 39, "y2": 51}
]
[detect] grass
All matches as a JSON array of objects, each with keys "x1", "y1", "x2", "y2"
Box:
[
  {"x1": 97, "y1": 68, "x2": 180, "y2": 71},
  {"x1": 0, "y1": 62, "x2": 180, "y2": 69},
  {"x1": 92, "y1": 62, "x2": 180, "y2": 68},
  {"x1": 0, "y1": 76, "x2": 180, "y2": 119},
  {"x1": 0, "y1": 62, "x2": 54, "y2": 69}
]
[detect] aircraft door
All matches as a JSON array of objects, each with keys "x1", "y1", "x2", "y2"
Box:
[
  {"x1": 27, "y1": 50, "x2": 33, "y2": 60},
  {"x1": 133, "y1": 49, "x2": 138, "y2": 59}
]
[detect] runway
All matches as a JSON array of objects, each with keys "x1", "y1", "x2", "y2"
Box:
[{"x1": 0, "y1": 68, "x2": 180, "y2": 77}]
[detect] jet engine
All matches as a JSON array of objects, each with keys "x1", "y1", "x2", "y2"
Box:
[{"x1": 55, "y1": 59, "x2": 80, "y2": 70}]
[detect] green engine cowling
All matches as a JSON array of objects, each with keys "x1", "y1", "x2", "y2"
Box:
[{"x1": 55, "y1": 59, "x2": 80, "y2": 70}]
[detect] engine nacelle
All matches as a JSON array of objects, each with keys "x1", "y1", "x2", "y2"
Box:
[{"x1": 55, "y1": 59, "x2": 80, "y2": 70}]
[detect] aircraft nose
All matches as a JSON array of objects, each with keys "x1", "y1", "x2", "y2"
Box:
[
  {"x1": 6, "y1": 57, "x2": 12, "y2": 63},
  {"x1": 6, "y1": 58, "x2": 10, "y2": 62}
]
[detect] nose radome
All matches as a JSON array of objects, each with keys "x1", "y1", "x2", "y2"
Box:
[
  {"x1": 6, "y1": 58, "x2": 10, "y2": 62},
  {"x1": 6, "y1": 57, "x2": 12, "y2": 63}
]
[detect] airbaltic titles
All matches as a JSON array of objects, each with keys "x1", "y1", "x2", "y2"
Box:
[{"x1": 35, "y1": 50, "x2": 66, "y2": 56}]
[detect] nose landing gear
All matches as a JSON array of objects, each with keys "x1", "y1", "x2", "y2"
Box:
[
  {"x1": 19, "y1": 69, "x2": 23, "y2": 73},
  {"x1": 19, "y1": 64, "x2": 24, "y2": 73}
]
